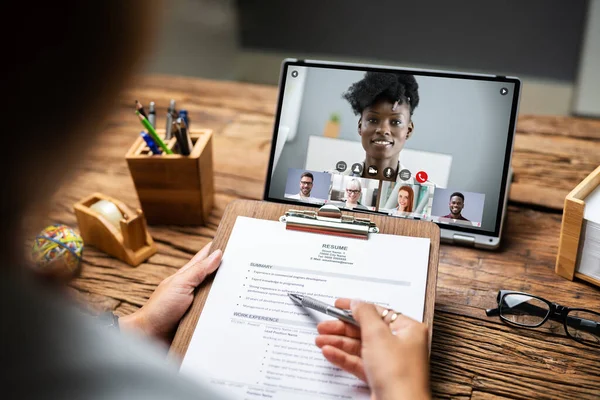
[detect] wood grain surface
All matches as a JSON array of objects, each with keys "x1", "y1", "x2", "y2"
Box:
[{"x1": 34, "y1": 75, "x2": 600, "y2": 399}]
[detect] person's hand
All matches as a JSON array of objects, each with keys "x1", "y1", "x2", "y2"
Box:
[
  {"x1": 119, "y1": 242, "x2": 222, "y2": 345},
  {"x1": 315, "y1": 298, "x2": 431, "y2": 400}
]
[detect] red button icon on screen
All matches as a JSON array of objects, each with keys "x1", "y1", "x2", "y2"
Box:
[{"x1": 415, "y1": 171, "x2": 428, "y2": 183}]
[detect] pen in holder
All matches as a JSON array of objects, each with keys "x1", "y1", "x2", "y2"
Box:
[
  {"x1": 125, "y1": 128, "x2": 214, "y2": 225},
  {"x1": 173, "y1": 117, "x2": 193, "y2": 156}
]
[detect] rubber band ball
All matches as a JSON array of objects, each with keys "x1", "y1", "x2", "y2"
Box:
[{"x1": 31, "y1": 224, "x2": 84, "y2": 278}]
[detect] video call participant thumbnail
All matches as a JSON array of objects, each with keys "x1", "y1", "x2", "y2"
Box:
[
  {"x1": 431, "y1": 188, "x2": 485, "y2": 227},
  {"x1": 284, "y1": 169, "x2": 330, "y2": 204},
  {"x1": 379, "y1": 181, "x2": 435, "y2": 219},
  {"x1": 341, "y1": 178, "x2": 369, "y2": 210},
  {"x1": 285, "y1": 171, "x2": 317, "y2": 202},
  {"x1": 391, "y1": 185, "x2": 414, "y2": 216},
  {"x1": 327, "y1": 176, "x2": 378, "y2": 211},
  {"x1": 444, "y1": 192, "x2": 469, "y2": 221},
  {"x1": 330, "y1": 72, "x2": 420, "y2": 187}
]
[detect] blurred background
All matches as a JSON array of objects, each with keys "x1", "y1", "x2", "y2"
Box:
[{"x1": 144, "y1": 0, "x2": 600, "y2": 117}]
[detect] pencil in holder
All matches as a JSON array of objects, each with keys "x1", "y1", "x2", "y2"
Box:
[{"x1": 125, "y1": 129, "x2": 214, "y2": 225}]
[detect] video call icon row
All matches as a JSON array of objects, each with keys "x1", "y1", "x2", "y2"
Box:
[
  {"x1": 336, "y1": 161, "x2": 395, "y2": 179},
  {"x1": 336, "y1": 161, "x2": 363, "y2": 175},
  {"x1": 335, "y1": 160, "x2": 428, "y2": 184}
]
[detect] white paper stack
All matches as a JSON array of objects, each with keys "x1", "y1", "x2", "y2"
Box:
[{"x1": 577, "y1": 185, "x2": 600, "y2": 281}]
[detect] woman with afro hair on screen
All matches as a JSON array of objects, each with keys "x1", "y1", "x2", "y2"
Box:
[
  {"x1": 334, "y1": 72, "x2": 431, "y2": 212},
  {"x1": 342, "y1": 71, "x2": 419, "y2": 181}
]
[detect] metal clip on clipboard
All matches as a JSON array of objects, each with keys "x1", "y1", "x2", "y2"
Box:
[{"x1": 279, "y1": 204, "x2": 379, "y2": 240}]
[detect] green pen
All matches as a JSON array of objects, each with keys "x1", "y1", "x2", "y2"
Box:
[{"x1": 136, "y1": 111, "x2": 173, "y2": 155}]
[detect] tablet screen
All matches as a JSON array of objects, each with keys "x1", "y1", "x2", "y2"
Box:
[{"x1": 264, "y1": 60, "x2": 520, "y2": 236}]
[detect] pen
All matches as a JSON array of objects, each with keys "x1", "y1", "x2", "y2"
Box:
[
  {"x1": 165, "y1": 99, "x2": 176, "y2": 140},
  {"x1": 174, "y1": 117, "x2": 193, "y2": 156},
  {"x1": 135, "y1": 100, "x2": 148, "y2": 119},
  {"x1": 178, "y1": 109, "x2": 190, "y2": 130},
  {"x1": 148, "y1": 101, "x2": 156, "y2": 128},
  {"x1": 288, "y1": 293, "x2": 359, "y2": 326},
  {"x1": 136, "y1": 111, "x2": 173, "y2": 154},
  {"x1": 140, "y1": 131, "x2": 161, "y2": 154}
]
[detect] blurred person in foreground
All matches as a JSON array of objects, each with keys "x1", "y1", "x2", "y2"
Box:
[{"x1": 1, "y1": 2, "x2": 431, "y2": 399}]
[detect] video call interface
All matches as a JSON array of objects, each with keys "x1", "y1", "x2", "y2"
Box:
[{"x1": 266, "y1": 64, "x2": 518, "y2": 234}]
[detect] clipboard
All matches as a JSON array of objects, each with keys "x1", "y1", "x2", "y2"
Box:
[{"x1": 170, "y1": 199, "x2": 440, "y2": 360}]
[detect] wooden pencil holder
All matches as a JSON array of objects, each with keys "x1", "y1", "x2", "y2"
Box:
[
  {"x1": 555, "y1": 165, "x2": 600, "y2": 288},
  {"x1": 73, "y1": 192, "x2": 157, "y2": 266},
  {"x1": 125, "y1": 129, "x2": 214, "y2": 225}
]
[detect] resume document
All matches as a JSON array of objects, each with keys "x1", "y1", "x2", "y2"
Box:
[{"x1": 180, "y1": 217, "x2": 431, "y2": 399}]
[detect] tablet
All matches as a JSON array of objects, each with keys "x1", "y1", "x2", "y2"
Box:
[{"x1": 263, "y1": 59, "x2": 521, "y2": 249}]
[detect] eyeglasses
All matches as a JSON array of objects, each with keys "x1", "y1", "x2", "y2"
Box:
[
  {"x1": 485, "y1": 290, "x2": 599, "y2": 348},
  {"x1": 300, "y1": 181, "x2": 313, "y2": 186},
  {"x1": 346, "y1": 189, "x2": 361, "y2": 194}
]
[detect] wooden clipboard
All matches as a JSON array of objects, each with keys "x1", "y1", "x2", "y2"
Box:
[{"x1": 170, "y1": 199, "x2": 440, "y2": 361}]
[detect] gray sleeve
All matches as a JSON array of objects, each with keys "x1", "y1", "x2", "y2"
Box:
[{"x1": 2, "y1": 275, "x2": 229, "y2": 400}]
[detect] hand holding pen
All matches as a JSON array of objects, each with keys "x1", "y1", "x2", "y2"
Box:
[
  {"x1": 291, "y1": 295, "x2": 432, "y2": 400},
  {"x1": 288, "y1": 293, "x2": 358, "y2": 326}
]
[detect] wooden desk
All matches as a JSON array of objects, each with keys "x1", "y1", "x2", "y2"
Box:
[{"x1": 42, "y1": 75, "x2": 600, "y2": 399}]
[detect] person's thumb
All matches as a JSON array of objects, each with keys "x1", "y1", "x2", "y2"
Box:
[
  {"x1": 179, "y1": 249, "x2": 223, "y2": 288},
  {"x1": 350, "y1": 299, "x2": 389, "y2": 341},
  {"x1": 176, "y1": 242, "x2": 212, "y2": 275}
]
